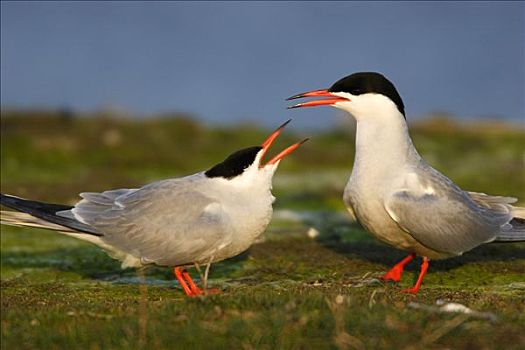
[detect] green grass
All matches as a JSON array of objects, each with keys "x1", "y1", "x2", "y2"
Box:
[{"x1": 1, "y1": 111, "x2": 525, "y2": 349}]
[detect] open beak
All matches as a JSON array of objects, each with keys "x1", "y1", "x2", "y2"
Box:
[
  {"x1": 260, "y1": 119, "x2": 308, "y2": 167},
  {"x1": 286, "y1": 89, "x2": 349, "y2": 109}
]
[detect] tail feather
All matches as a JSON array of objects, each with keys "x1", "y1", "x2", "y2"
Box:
[
  {"x1": 0, "y1": 193, "x2": 102, "y2": 236},
  {"x1": 1, "y1": 210, "x2": 78, "y2": 232},
  {"x1": 511, "y1": 207, "x2": 525, "y2": 220},
  {"x1": 495, "y1": 217, "x2": 525, "y2": 242},
  {"x1": 1, "y1": 194, "x2": 143, "y2": 268}
]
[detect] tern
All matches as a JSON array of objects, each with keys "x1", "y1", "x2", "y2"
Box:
[
  {"x1": 1, "y1": 120, "x2": 307, "y2": 297},
  {"x1": 287, "y1": 72, "x2": 525, "y2": 294}
]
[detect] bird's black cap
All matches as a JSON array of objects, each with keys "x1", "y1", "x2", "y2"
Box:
[
  {"x1": 329, "y1": 72, "x2": 405, "y2": 117},
  {"x1": 205, "y1": 146, "x2": 262, "y2": 179}
]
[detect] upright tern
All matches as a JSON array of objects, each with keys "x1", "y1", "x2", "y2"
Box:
[
  {"x1": 287, "y1": 72, "x2": 525, "y2": 294},
  {"x1": 1, "y1": 120, "x2": 307, "y2": 297}
]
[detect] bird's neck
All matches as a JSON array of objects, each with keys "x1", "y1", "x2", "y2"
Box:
[{"x1": 353, "y1": 113, "x2": 420, "y2": 176}]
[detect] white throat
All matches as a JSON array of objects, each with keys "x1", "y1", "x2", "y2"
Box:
[
  {"x1": 356, "y1": 113, "x2": 414, "y2": 162},
  {"x1": 338, "y1": 99, "x2": 421, "y2": 180}
]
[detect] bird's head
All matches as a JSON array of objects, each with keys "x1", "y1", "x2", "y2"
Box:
[
  {"x1": 205, "y1": 119, "x2": 307, "y2": 187},
  {"x1": 287, "y1": 72, "x2": 405, "y2": 122}
]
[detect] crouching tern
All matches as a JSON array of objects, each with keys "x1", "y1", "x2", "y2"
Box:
[
  {"x1": 0, "y1": 120, "x2": 307, "y2": 297},
  {"x1": 287, "y1": 72, "x2": 525, "y2": 294}
]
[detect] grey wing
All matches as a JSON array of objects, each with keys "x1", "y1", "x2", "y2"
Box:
[
  {"x1": 466, "y1": 191, "x2": 520, "y2": 217},
  {"x1": 384, "y1": 174, "x2": 511, "y2": 255},
  {"x1": 467, "y1": 191, "x2": 525, "y2": 241},
  {"x1": 62, "y1": 179, "x2": 231, "y2": 266}
]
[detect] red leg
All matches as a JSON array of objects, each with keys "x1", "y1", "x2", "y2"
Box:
[
  {"x1": 173, "y1": 267, "x2": 195, "y2": 297},
  {"x1": 381, "y1": 253, "x2": 416, "y2": 282},
  {"x1": 402, "y1": 257, "x2": 429, "y2": 294},
  {"x1": 181, "y1": 269, "x2": 203, "y2": 296}
]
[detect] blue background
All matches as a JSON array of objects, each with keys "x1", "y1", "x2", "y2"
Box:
[{"x1": 1, "y1": 2, "x2": 524, "y2": 128}]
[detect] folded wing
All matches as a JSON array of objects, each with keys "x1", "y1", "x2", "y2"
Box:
[
  {"x1": 59, "y1": 178, "x2": 231, "y2": 266},
  {"x1": 384, "y1": 172, "x2": 512, "y2": 255}
]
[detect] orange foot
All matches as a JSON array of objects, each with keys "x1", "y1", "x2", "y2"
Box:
[
  {"x1": 174, "y1": 267, "x2": 201, "y2": 297},
  {"x1": 380, "y1": 253, "x2": 416, "y2": 282},
  {"x1": 402, "y1": 257, "x2": 429, "y2": 295},
  {"x1": 381, "y1": 266, "x2": 404, "y2": 282},
  {"x1": 173, "y1": 267, "x2": 221, "y2": 297}
]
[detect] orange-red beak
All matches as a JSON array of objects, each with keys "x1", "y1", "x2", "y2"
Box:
[
  {"x1": 260, "y1": 119, "x2": 308, "y2": 167},
  {"x1": 286, "y1": 89, "x2": 350, "y2": 109}
]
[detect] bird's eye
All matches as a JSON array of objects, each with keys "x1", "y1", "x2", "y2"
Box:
[{"x1": 351, "y1": 89, "x2": 362, "y2": 95}]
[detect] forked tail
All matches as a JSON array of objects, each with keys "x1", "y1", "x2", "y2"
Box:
[
  {"x1": 0, "y1": 193, "x2": 101, "y2": 236},
  {"x1": 495, "y1": 217, "x2": 525, "y2": 242},
  {"x1": 495, "y1": 204, "x2": 525, "y2": 242}
]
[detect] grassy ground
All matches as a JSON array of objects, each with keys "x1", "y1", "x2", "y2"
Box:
[{"x1": 1, "y1": 112, "x2": 524, "y2": 349}]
